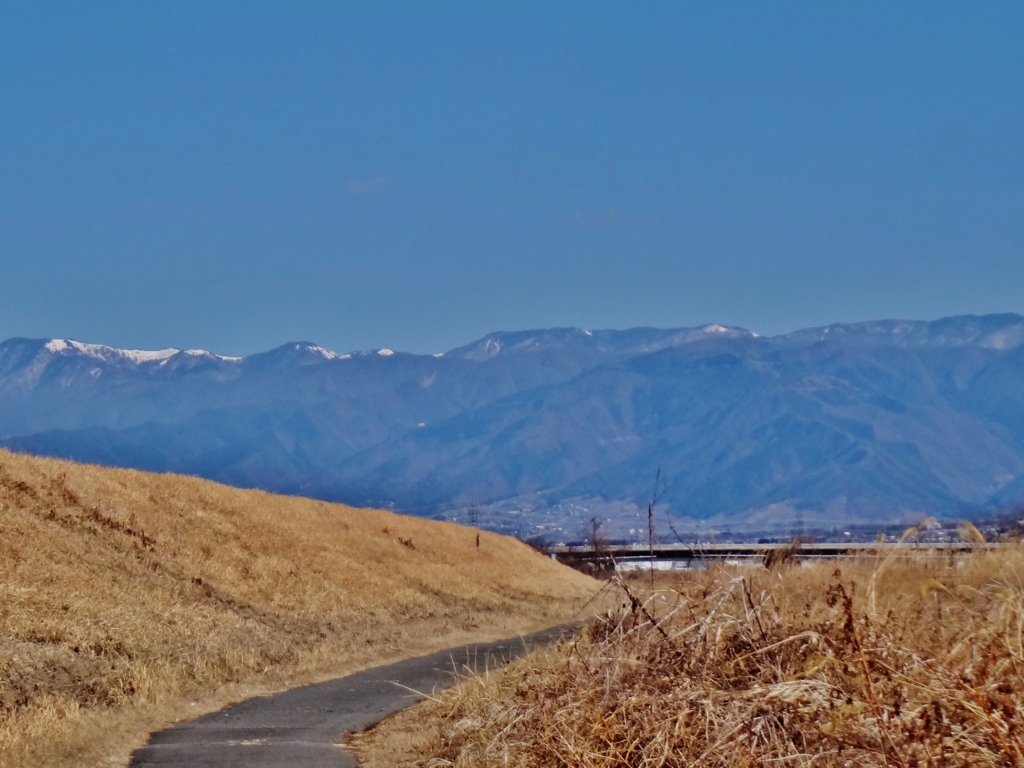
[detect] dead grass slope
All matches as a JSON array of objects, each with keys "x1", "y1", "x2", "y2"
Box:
[
  {"x1": 353, "y1": 549, "x2": 1024, "y2": 768},
  {"x1": 0, "y1": 448, "x2": 598, "y2": 767}
]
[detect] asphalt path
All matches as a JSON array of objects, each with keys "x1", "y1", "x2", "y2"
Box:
[{"x1": 129, "y1": 623, "x2": 580, "y2": 768}]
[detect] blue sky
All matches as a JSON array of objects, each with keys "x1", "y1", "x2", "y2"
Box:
[{"x1": 1, "y1": 2, "x2": 1022, "y2": 355}]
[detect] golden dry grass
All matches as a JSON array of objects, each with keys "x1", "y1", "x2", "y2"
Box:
[
  {"x1": 0, "y1": 448, "x2": 599, "y2": 767},
  {"x1": 352, "y1": 548, "x2": 1024, "y2": 767}
]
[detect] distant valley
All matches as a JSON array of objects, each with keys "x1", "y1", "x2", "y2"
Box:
[{"x1": 3, "y1": 314, "x2": 1024, "y2": 542}]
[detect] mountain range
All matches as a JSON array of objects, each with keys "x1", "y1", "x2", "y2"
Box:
[{"x1": 2, "y1": 314, "x2": 1023, "y2": 540}]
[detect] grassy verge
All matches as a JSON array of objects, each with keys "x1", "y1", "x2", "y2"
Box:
[
  {"x1": 0, "y1": 449, "x2": 599, "y2": 767},
  {"x1": 351, "y1": 547, "x2": 1024, "y2": 767}
]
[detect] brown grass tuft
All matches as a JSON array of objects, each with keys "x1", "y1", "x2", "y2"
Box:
[
  {"x1": 353, "y1": 548, "x2": 1024, "y2": 767},
  {"x1": 0, "y1": 449, "x2": 599, "y2": 767}
]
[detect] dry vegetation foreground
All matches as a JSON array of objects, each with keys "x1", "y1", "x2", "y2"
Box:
[
  {"x1": 0, "y1": 449, "x2": 599, "y2": 767},
  {"x1": 353, "y1": 548, "x2": 1024, "y2": 767}
]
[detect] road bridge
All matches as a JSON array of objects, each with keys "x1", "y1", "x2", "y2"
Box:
[{"x1": 545, "y1": 541, "x2": 1008, "y2": 569}]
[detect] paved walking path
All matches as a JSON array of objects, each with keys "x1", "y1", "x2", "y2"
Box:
[{"x1": 129, "y1": 623, "x2": 579, "y2": 768}]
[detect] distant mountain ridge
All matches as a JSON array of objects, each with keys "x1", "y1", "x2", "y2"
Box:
[{"x1": 3, "y1": 314, "x2": 1023, "y2": 539}]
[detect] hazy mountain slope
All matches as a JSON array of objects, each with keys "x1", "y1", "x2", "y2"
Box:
[
  {"x1": 2, "y1": 315, "x2": 1024, "y2": 533},
  {"x1": 0, "y1": 328, "x2": 728, "y2": 443},
  {"x1": 0, "y1": 326, "x2": 752, "y2": 485},
  {"x1": 326, "y1": 335, "x2": 1024, "y2": 522}
]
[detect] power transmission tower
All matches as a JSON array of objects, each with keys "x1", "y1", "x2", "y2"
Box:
[{"x1": 792, "y1": 508, "x2": 805, "y2": 540}]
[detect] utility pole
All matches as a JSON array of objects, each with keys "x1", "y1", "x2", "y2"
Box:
[
  {"x1": 648, "y1": 500, "x2": 655, "y2": 591},
  {"x1": 648, "y1": 468, "x2": 662, "y2": 592},
  {"x1": 468, "y1": 505, "x2": 480, "y2": 547}
]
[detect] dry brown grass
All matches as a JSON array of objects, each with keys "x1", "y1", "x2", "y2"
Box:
[
  {"x1": 0, "y1": 448, "x2": 599, "y2": 767},
  {"x1": 352, "y1": 548, "x2": 1024, "y2": 767}
]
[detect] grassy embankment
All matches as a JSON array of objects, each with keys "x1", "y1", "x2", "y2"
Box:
[
  {"x1": 0, "y1": 448, "x2": 599, "y2": 767},
  {"x1": 353, "y1": 542, "x2": 1024, "y2": 767}
]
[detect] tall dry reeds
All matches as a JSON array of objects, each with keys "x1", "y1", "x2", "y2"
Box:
[{"x1": 353, "y1": 548, "x2": 1024, "y2": 767}]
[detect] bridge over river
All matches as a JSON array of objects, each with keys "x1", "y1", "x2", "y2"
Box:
[{"x1": 544, "y1": 541, "x2": 1008, "y2": 569}]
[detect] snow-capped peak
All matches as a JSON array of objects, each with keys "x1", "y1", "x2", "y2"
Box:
[
  {"x1": 702, "y1": 324, "x2": 729, "y2": 334},
  {"x1": 44, "y1": 339, "x2": 241, "y2": 365},
  {"x1": 300, "y1": 344, "x2": 341, "y2": 360},
  {"x1": 184, "y1": 349, "x2": 243, "y2": 362},
  {"x1": 46, "y1": 339, "x2": 180, "y2": 364},
  {"x1": 377, "y1": 348, "x2": 395, "y2": 357}
]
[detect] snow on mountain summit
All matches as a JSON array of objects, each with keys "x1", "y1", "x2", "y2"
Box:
[
  {"x1": 699, "y1": 323, "x2": 761, "y2": 339},
  {"x1": 184, "y1": 349, "x2": 243, "y2": 362},
  {"x1": 45, "y1": 339, "x2": 180, "y2": 364},
  {"x1": 300, "y1": 344, "x2": 341, "y2": 360},
  {"x1": 43, "y1": 339, "x2": 240, "y2": 365}
]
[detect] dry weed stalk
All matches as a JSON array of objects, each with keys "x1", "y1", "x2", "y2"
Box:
[{"x1": 355, "y1": 548, "x2": 1024, "y2": 768}]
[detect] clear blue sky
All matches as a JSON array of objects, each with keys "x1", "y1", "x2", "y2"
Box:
[{"x1": 2, "y1": 3, "x2": 1022, "y2": 355}]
